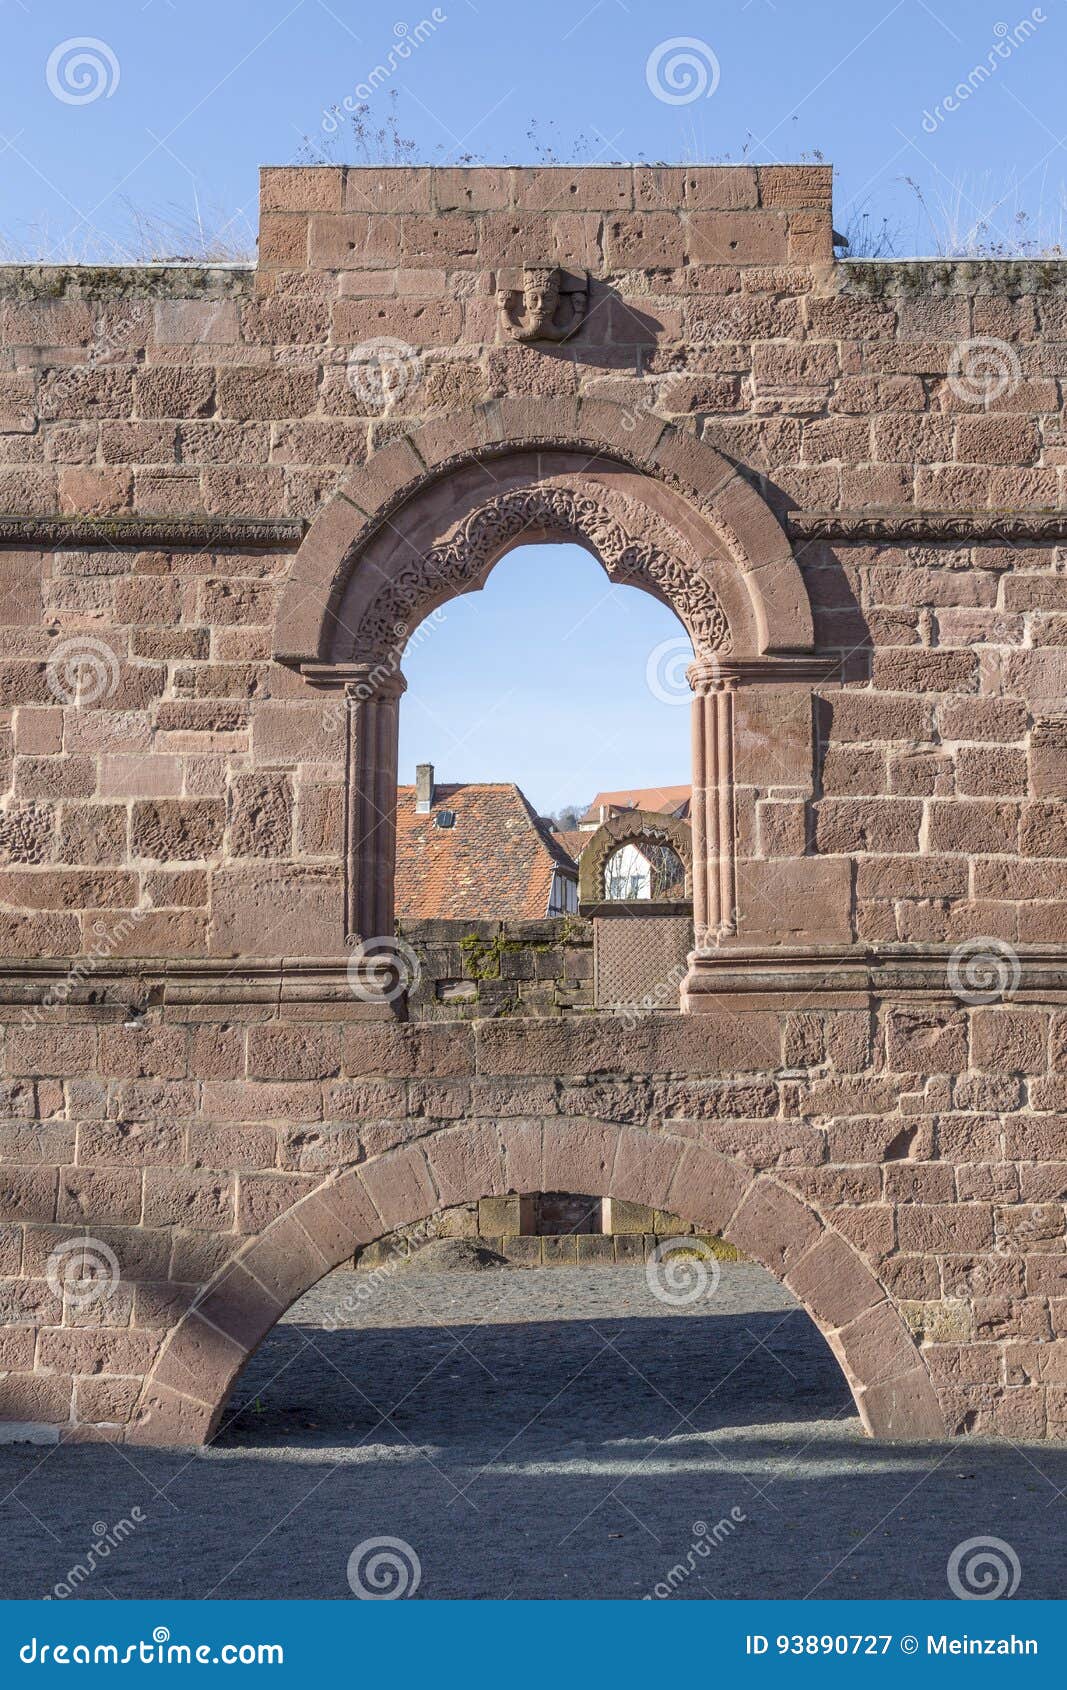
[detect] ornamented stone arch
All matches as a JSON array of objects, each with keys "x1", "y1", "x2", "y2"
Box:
[
  {"x1": 578, "y1": 807, "x2": 693, "y2": 905},
  {"x1": 350, "y1": 483, "x2": 731, "y2": 668},
  {"x1": 130, "y1": 1121, "x2": 945, "y2": 1447},
  {"x1": 273, "y1": 397, "x2": 814, "y2": 669}
]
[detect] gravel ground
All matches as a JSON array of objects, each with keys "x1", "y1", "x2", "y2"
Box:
[{"x1": 1, "y1": 1263, "x2": 1064, "y2": 1601}]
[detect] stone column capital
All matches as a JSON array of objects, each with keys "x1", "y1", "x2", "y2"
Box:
[{"x1": 299, "y1": 661, "x2": 407, "y2": 701}]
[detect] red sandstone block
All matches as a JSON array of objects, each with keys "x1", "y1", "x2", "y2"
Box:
[
  {"x1": 786, "y1": 1233, "x2": 885, "y2": 1329},
  {"x1": 886, "y1": 1007, "x2": 967, "y2": 1074},
  {"x1": 308, "y1": 214, "x2": 402, "y2": 269},
  {"x1": 133, "y1": 368, "x2": 215, "y2": 420},
  {"x1": 0, "y1": 868, "x2": 138, "y2": 910},
  {"x1": 5, "y1": 1026, "x2": 93, "y2": 1078},
  {"x1": 257, "y1": 214, "x2": 310, "y2": 271},
  {"x1": 927, "y1": 799, "x2": 1019, "y2": 855},
  {"x1": 246, "y1": 1024, "x2": 340, "y2": 1081},
  {"x1": 971, "y1": 1009, "x2": 1049, "y2": 1074},
  {"x1": 129, "y1": 1384, "x2": 216, "y2": 1445},
  {"x1": 511, "y1": 167, "x2": 631, "y2": 211},
  {"x1": 688, "y1": 211, "x2": 789, "y2": 266},
  {"x1": 663, "y1": 1144, "x2": 750, "y2": 1235},
  {"x1": 57, "y1": 1167, "x2": 142, "y2": 1226},
  {"x1": 216, "y1": 367, "x2": 317, "y2": 421},
  {"x1": 400, "y1": 213, "x2": 479, "y2": 264},
  {"x1": 0, "y1": 1372, "x2": 72, "y2": 1424},
  {"x1": 293, "y1": 1176, "x2": 380, "y2": 1258},
  {"x1": 342, "y1": 169, "x2": 431, "y2": 214},
  {"x1": 261, "y1": 167, "x2": 345, "y2": 214},
  {"x1": 434, "y1": 168, "x2": 510, "y2": 211},
  {"x1": 200, "y1": 1080, "x2": 322, "y2": 1123},
  {"x1": 359, "y1": 1144, "x2": 437, "y2": 1231},
  {"x1": 726, "y1": 1178, "x2": 823, "y2": 1276},
  {"x1": 539, "y1": 1119, "x2": 617, "y2": 1199},
  {"x1": 74, "y1": 1375, "x2": 141, "y2": 1425},
  {"x1": 142, "y1": 1170, "x2": 236, "y2": 1231},
  {"x1": 0, "y1": 1327, "x2": 35, "y2": 1370},
  {"x1": 331, "y1": 297, "x2": 462, "y2": 347},
  {"x1": 604, "y1": 214, "x2": 685, "y2": 270},
  {"x1": 897, "y1": 1203, "x2": 994, "y2": 1253},
  {"x1": 957, "y1": 414, "x2": 1041, "y2": 465},
  {"x1": 426, "y1": 1122, "x2": 502, "y2": 1208}
]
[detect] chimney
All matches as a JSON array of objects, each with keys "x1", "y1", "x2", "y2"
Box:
[{"x1": 415, "y1": 762, "x2": 435, "y2": 813}]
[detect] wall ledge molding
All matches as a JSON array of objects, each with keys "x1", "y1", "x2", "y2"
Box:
[
  {"x1": 789, "y1": 509, "x2": 1067, "y2": 544},
  {"x1": 0, "y1": 946, "x2": 1065, "y2": 1010},
  {"x1": 0, "y1": 514, "x2": 305, "y2": 551}
]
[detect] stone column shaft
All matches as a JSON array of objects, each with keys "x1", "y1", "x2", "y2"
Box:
[{"x1": 344, "y1": 672, "x2": 406, "y2": 944}]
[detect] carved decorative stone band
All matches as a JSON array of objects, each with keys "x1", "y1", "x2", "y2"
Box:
[
  {"x1": 0, "y1": 514, "x2": 305, "y2": 551},
  {"x1": 300, "y1": 662, "x2": 406, "y2": 945},
  {"x1": 353, "y1": 485, "x2": 732, "y2": 666},
  {"x1": 789, "y1": 509, "x2": 1067, "y2": 544}
]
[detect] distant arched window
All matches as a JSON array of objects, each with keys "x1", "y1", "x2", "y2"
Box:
[{"x1": 605, "y1": 843, "x2": 652, "y2": 901}]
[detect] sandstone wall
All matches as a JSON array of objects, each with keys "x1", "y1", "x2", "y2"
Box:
[{"x1": 0, "y1": 165, "x2": 1065, "y2": 1446}]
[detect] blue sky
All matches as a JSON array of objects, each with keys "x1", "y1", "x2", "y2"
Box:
[{"x1": 2, "y1": 0, "x2": 1064, "y2": 809}]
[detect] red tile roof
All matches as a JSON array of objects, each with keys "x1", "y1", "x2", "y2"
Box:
[
  {"x1": 580, "y1": 784, "x2": 691, "y2": 824},
  {"x1": 551, "y1": 828, "x2": 592, "y2": 860},
  {"x1": 394, "y1": 783, "x2": 578, "y2": 921}
]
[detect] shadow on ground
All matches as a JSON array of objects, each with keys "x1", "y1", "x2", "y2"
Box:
[{"x1": 0, "y1": 1266, "x2": 1063, "y2": 1600}]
